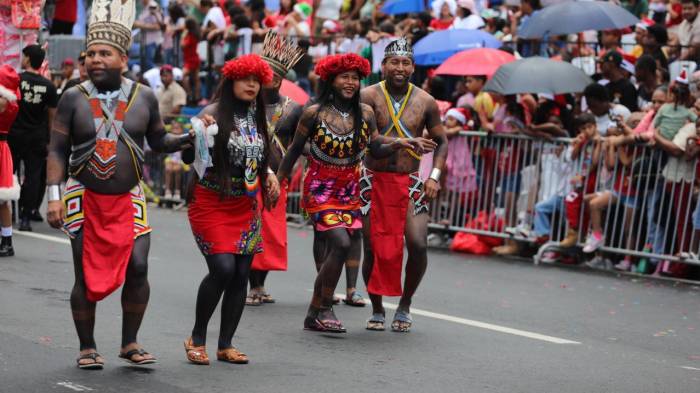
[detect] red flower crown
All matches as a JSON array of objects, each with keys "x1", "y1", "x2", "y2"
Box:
[
  {"x1": 314, "y1": 53, "x2": 371, "y2": 82},
  {"x1": 222, "y1": 54, "x2": 273, "y2": 85}
]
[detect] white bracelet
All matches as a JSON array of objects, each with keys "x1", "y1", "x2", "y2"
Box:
[
  {"x1": 429, "y1": 168, "x2": 441, "y2": 182},
  {"x1": 267, "y1": 167, "x2": 275, "y2": 175},
  {"x1": 47, "y1": 185, "x2": 61, "y2": 202}
]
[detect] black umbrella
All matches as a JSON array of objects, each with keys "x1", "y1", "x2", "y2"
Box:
[{"x1": 483, "y1": 57, "x2": 593, "y2": 95}]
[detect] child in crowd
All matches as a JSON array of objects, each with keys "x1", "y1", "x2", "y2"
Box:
[
  {"x1": 561, "y1": 113, "x2": 602, "y2": 248},
  {"x1": 181, "y1": 17, "x2": 201, "y2": 105},
  {"x1": 163, "y1": 119, "x2": 186, "y2": 200},
  {"x1": 582, "y1": 118, "x2": 639, "y2": 269},
  {"x1": 444, "y1": 107, "x2": 477, "y2": 198},
  {"x1": 653, "y1": 72, "x2": 696, "y2": 142}
]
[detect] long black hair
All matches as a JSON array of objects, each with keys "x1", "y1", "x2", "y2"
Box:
[
  {"x1": 212, "y1": 78, "x2": 269, "y2": 199},
  {"x1": 313, "y1": 75, "x2": 364, "y2": 156}
]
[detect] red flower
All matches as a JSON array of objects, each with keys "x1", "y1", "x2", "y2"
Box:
[
  {"x1": 222, "y1": 54, "x2": 273, "y2": 85},
  {"x1": 314, "y1": 53, "x2": 371, "y2": 82}
]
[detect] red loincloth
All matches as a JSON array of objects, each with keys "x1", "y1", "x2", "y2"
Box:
[
  {"x1": 82, "y1": 189, "x2": 135, "y2": 302},
  {"x1": 368, "y1": 171, "x2": 410, "y2": 297},
  {"x1": 252, "y1": 187, "x2": 288, "y2": 271}
]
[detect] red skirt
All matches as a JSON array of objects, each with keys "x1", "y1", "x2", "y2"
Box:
[
  {"x1": 252, "y1": 187, "x2": 288, "y2": 271},
  {"x1": 0, "y1": 141, "x2": 18, "y2": 200},
  {"x1": 188, "y1": 185, "x2": 262, "y2": 256}
]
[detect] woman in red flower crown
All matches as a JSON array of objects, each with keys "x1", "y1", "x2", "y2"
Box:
[
  {"x1": 183, "y1": 54, "x2": 280, "y2": 365},
  {"x1": 276, "y1": 53, "x2": 419, "y2": 333}
]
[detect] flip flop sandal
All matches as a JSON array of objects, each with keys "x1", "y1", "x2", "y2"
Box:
[
  {"x1": 77, "y1": 352, "x2": 104, "y2": 370},
  {"x1": 216, "y1": 347, "x2": 249, "y2": 364},
  {"x1": 184, "y1": 337, "x2": 210, "y2": 365},
  {"x1": 245, "y1": 293, "x2": 262, "y2": 306},
  {"x1": 261, "y1": 293, "x2": 276, "y2": 304},
  {"x1": 391, "y1": 310, "x2": 413, "y2": 333},
  {"x1": 366, "y1": 313, "x2": 386, "y2": 331},
  {"x1": 303, "y1": 316, "x2": 347, "y2": 333},
  {"x1": 119, "y1": 348, "x2": 157, "y2": 365},
  {"x1": 343, "y1": 291, "x2": 366, "y2": 307}
]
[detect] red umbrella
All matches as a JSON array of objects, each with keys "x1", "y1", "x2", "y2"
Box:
[
  {"x1": 434, "y1": 48, "x2": 516, "y2": 78},
  {"x1": 280, "y1": 79, "x2": 309, "y2": 105}
]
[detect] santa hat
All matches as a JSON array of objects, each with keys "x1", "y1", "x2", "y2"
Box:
[
  {"x1": 446, "y1": 108, "x2": 467, "y2": 125},
  {"x1": 0, "y1": 65, "x2": 19, "y2": 102},
  {"x1": 677, "y1": 69, "x2": 689, "y2": 85},
  {"x1": 621, "y1": 53, "x2": 637, "y2": 75},
  {"x1": 635, "y1": 17, "x2": 654, "y2": 31}
]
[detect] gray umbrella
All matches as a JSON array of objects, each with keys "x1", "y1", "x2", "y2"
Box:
[
  {"x1": 518, "y1": 0, "x2": 639, "y2": 39},
  {"x1": 483, "y1": 57, "x2": 593, "y2": 95}
]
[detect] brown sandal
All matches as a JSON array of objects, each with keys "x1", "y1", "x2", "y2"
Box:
[
  {"x1": 184, "y1": 337, "x2": 209, "y2": 365},
  {"x1": 216, "y1": 347, "x2": 249, "y2": 364}
]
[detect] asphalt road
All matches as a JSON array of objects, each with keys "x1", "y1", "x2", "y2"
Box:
[{"x1": 1, "y1": 207, "x2": 699, "y2": 393}]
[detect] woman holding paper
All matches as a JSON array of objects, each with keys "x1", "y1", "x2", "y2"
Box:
[{"x1": 183, "y1": 54, "x2": 280, "y2": 365}]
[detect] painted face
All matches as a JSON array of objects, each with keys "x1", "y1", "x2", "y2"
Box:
[
  {"x1": 85, "y1": 44, "x2": 127, "y2": 89},
  {"x1": 232, "y1": 74, "x2": 261, "y2": 102},
  {"x1": 332, "y1": 71, "x2": 361, "y2": 100},
  {"x1": 382, "y1": 55, "x2": 415, "y2": 89}
]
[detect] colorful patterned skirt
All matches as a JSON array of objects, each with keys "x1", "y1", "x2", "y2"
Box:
[
  {"x1": 302, "y1": 158, "x2": 362, "y2": 231},
  {"x1": 188, "y1": 184, "x2": 262, "y2": 256}
]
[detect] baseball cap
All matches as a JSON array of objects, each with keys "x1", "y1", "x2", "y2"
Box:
[
  {"x1": 598, "y1": 50, "x2": 622, "y2": 67},
  {"x1": 160, "y1": 64, "x2": 174, "y2": 74},
  {"x1": 62, "y1": 58, "x2": 75, "y2": 66}
]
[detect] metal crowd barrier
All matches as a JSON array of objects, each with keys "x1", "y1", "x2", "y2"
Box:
[{"x1": 426, "y1": 131, "x2": 700, "y2": 275}]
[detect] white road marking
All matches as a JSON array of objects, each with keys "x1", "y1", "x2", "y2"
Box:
[
  {"x1": 15, "y1": 230, "x2": 70, "y2": 245},
  {"x1": 681, "y1": 366, "x2": 700, "y2": 371},
  {"x1": 336, "y1": 293, "x2": 581, "y2": 345},
  {"x1": 56, "y1": 381, "x2": 93, "y2": 391}
]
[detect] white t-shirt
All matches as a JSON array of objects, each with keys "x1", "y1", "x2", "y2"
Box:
[
  {"x1": 203, "y1": 6, "x2": 226, "y2": 30},
  {"x1": 663, "y1": 123, "x2": 697, "y2": 183},
  {"x1": 316, "y1": 0, "x2": 343, "y2": 20},
  {"x1": 593, "y1": 104, "x2": 631, "y2": 136},
  {"x1": 451, "y1": 15, "x2": 485, "y2": 30},
  {"x1": 143, "y1": 66, "x2": 183, "y2": 90}
]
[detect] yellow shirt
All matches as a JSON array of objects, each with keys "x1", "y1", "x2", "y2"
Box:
[{"x1": 474, "y1": 92, "x2": 495, "y2": 120}]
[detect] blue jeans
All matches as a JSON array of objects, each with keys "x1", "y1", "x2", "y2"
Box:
[
  {"x1": 143, "y1": 43, "x2": 158, "y2": 70},
  {"x1": 534, "y1": 195, "x2": 564, "y2": 237}
]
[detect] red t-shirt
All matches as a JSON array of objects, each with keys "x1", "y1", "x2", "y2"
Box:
[
  {"x1": 53, "y1": 0, "x2": 77, "y2": 23},
  {"x1": 430, "y1": 18, "x2": 453, "y2": 31}
]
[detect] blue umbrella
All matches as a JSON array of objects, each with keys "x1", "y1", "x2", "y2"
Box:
[
  {"x1": 413, "y1": 29, "x2": 502, "y2": 66},
  {"x1": 518, "y1": 0, "x2": 639, "y2": 39},
  {"x1": 381, "y1": 0, "x2": 426, "y2": 15}
]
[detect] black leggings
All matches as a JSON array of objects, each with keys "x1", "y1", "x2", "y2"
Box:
[{"x1": 191, "y1": 253, "x2": 253, "y2": 349}]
